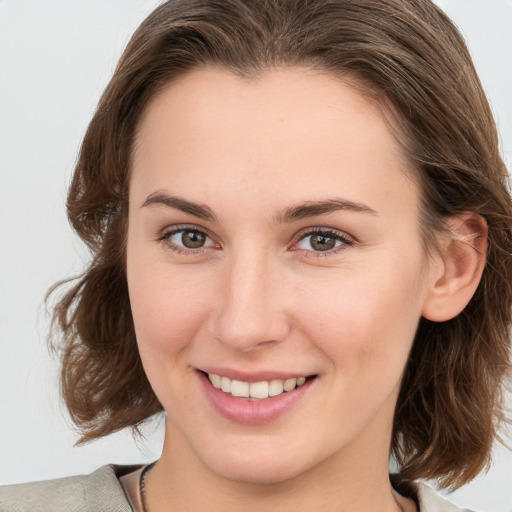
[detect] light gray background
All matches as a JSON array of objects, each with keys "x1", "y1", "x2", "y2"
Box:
[{"x1": 0, "y1": 1, "x2": 511, "y2": 510}]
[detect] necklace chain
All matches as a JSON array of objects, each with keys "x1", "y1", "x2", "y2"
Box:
[{"x1": 139, "y1": 462, "x2": 156, "y2": 512}]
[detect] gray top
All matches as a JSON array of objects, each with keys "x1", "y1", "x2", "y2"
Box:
[
  {"x1": 0, "y1": 464, "x2": 473, "y2": 512},
  {"x1": 0, "y1": 465, "x2": 134, "y2": 512}
]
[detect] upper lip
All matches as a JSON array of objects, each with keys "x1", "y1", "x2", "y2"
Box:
[{"x1": 198, "y1": 367, "x2": 315, "y2": 382}]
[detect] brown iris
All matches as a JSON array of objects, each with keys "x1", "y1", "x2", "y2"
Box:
[
  {"x1": 181, "y1": 230, "x2": 206, "y2": 248},
  {"x1": 310, "y1": 234, "x2": 336, "y2": 251}
]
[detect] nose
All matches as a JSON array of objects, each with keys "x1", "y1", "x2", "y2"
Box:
[{"x1": 210, "y1": 252, "x2": 291, "y2": 353}]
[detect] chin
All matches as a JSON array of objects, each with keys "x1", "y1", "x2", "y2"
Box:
[
  {"x1": 198, "y1": 443, "x2": 319, "y2": 485},
  {"x1": 214, "y1": 461, "x2": 301, "y2": 485}
]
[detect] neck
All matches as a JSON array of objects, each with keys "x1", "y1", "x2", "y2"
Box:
[{"x1": 145, "y1": 422, "x2": 410, "y2": 512}]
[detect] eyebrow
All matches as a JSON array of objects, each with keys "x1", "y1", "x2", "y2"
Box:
[
  {"x1": 141, "y1": 192, "x2": 377, "y2": 223},
  {"x1": 274, "y1": 198, "x2": 378, "y2": 223},
  {"x1": 141, "y1": 192, "x2": 218, "y2": 221}
]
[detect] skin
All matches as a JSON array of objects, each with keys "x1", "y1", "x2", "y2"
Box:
[{"x1": 126, "y1": 67, "x2": 484, "y2": 512}]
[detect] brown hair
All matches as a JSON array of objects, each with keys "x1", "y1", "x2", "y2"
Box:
[{"x1": 50, "y1": 0, "x2": 512, "y2": 489}]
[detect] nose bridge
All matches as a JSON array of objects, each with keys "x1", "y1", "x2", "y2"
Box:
[{"x1": 212, "y1": 247, "x2": 289, "y2": 352}]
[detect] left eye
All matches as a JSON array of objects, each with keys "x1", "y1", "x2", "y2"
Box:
[
  {"x1": 296, "y1": 231, "x2": 350, "y2": 252},
  {"x1": 166, "y1": 228, "x2": 215, "y2": 249}
]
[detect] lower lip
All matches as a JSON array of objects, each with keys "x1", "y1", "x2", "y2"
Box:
[{"x1": 198, "y1": 372, "x2": 315, "y2": 425}]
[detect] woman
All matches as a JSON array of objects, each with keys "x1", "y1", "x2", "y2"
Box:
[{"x1": 2, "y1": 0, "x2": 511, "y2": 510}]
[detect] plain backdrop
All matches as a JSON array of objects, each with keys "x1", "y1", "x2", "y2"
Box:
[{"x1": 0, "y1": 1, "x2": 511, "y2": 511}]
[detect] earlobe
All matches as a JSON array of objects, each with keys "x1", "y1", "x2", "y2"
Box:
[{"x1": 422, "y1": 213, "x2": 487, "y2": 322}]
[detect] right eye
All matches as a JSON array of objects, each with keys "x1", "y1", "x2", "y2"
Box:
[{"x1": 159, "y1": 226, "x2": 218, "y2": 253}]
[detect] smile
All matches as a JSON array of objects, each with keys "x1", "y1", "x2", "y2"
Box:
[
  {"x1": 199, "y1": 371, "x2": 316, "y2": 424},
  {"x1": 208, "y1": 373, "x2": 308, "y2": 399}
]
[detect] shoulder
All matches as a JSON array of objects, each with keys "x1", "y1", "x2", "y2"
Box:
[
  {"x1": 413, "y1": 482, "x2": 476, "y2": 512},
  {"x1": 415, "y1": 481, "x2": 474, "y2": 512},
  {"x1": 391, "y1": 475, "x2": 475, "y2": 512},
  {"x1": 0, "y1": 464, "x2": 141, "y2": 512}
]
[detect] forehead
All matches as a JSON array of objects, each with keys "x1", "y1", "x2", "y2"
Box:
[
  {"x1": 134, "y1": 66, "x2": 402, "y2": 161},
  {"x1": 130, "y1": 66, "x2": 418, "y2": 218}
]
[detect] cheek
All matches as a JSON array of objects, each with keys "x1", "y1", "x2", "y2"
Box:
[
  {"x1": 126, "y1": 233, "x2": 213, "y2": 376},
  {"x1": 129, "y1": 271, "x2": 207, "y2": 355},
  {"x1": 293, "y1": 258, "x2": 426, "y2": 380},
  {"x1": 127, "y1": 261, "x2": 213, "y2": 414}
]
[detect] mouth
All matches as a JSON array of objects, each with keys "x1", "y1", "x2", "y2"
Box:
[
  {"x1": 204, "y1": 371, "x2": 313, "y2": 400},
  {"x1": 198, "y1": 370, "x2": 317, "y2": 424}
]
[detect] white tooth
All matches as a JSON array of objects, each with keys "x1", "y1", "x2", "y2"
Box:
[
  {"x1": 209, "y1": 373, "x2": 222, "y2": 389},
  {"x1": 249, "y1": 381, "x2": 269, "y2": 399},
  {"x1": 283, "y1": 378, "x2": 297, "y2": 391},
  {"x1": 221, "y1": 376, "x2": 231, "y2": 393},
  {"x1": 231, "y1": 379, "x2": 249, "y2": 398},
  {"x1": 296, "y1": 376, "x2": 306, "y2": 386},
  {"x1": 268, "y1": 379, "x2": 284, "y2": 397}
]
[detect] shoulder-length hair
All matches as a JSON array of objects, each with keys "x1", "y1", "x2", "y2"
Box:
[{"x1": 50, "y1": 0, "x2": 512, "y2": 489}]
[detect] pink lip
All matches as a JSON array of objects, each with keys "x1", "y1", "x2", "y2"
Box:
[{"x1": 198, "y1": 371, "x2": 315, "y2": 425}]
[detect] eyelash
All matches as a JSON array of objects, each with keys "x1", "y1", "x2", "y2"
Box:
[{"x1": 157, "y1": 225, "x2": 354, "y2": 257}]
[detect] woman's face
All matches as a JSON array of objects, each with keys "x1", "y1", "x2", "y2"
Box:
[{"x1": 127, "y1": 67, "x2": 438, "y2": 483}]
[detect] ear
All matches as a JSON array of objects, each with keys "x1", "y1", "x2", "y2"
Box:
[{"x1": 422, "y1": 213, "x2": 487, "y2": 322}]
